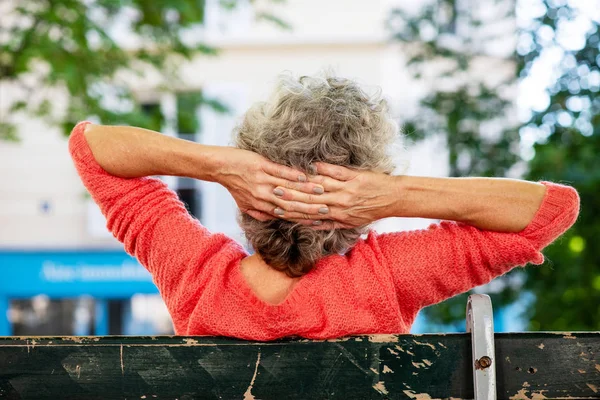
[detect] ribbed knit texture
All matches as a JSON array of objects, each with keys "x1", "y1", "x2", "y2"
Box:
[{"x1": 69, "y1": 121, "x2": 580, "y2": 340}]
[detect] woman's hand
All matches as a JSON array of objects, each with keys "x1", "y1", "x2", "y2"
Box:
[
  {"x1": 271, "y1": 162, "x2": 398, "y2": 229},
  {"x1": 215, "y1": 148, "x2": 330, "y2": 224}
]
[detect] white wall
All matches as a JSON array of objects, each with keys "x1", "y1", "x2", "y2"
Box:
[{"x1": 0, "y1": 0, "x2": 512, "y2": 248}]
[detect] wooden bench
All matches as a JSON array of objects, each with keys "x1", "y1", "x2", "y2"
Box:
[{"x1": 1, "y1": 295, "x2": 598, "y2": 400}]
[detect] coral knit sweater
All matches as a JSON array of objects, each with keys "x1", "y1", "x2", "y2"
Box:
[{"x1": 69, "y1": 121, "x2": 580, "y2": 341}]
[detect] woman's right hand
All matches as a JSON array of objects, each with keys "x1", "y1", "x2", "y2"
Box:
[{"x1": 271, "y1": 162, "x2": 399, "y2": 229}]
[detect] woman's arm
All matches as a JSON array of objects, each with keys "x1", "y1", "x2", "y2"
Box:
[
  {"x1": 83, "y1": 123, "x2": 327, "y2": 218},
  {"x1": 271, "y1": 162, "x2": 548, "y2": 232},
  {"x1": 387, "y1": 175, "x2": 547, "y2": 232}
]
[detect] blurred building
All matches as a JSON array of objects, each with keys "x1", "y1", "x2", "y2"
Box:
[{"x1": 0, "y1": 0, "x2": 516, "y2": 335}]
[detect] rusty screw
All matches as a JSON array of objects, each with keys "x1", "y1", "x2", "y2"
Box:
[{"x1": 475, "y1": 356, "x2": 493, "y2": 370}]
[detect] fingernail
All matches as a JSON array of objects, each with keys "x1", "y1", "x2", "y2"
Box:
[
  {"x1": 274, "y1": 208, "x2": 285, "y2": 215},
  {"x1": 313, "y1": 187, "x2": 324, "y2": 194},
  {"x1": 298, "y1": 175, "x2": 307, "y2": 182},
  {"x1": 273, "y1": 188, "x2": 284, "y2": 196},
  {"x1": 318, "y1": 207, "x2": 329, "y2": 214},
  {"x1": 313, "y1": 220, "x2": 323, "y2": 226}
]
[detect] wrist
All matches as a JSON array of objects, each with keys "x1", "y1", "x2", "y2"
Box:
[{"x1": 173, "y1": 141, "x2": 223, "y2": 183}]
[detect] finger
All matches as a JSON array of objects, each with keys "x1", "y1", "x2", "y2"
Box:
[
  {"x1": 274, "y1": 209, "x2": 326, "y2": 220},
  {"x1": 309, "y1": 221, "x2": 354, "y2": 230},
  {"x1": 262, "y1": 161, "x2": 307, "y2": 183},
  {"x1": 287, "y1": 218, "x2": 323, "y2": 226},
  {"x1": 272, "y1": 178, "x2": 325, "y2": 195},
  {"x1": 305, "y1": 175, "x2": 345, "y2": 192},
  {"x1": 246, "y1": 210, "x2": 274, "y2": 222},
  {"x1": 273, "y1": 186, "x2": 342, "y2": 205},
  {"x1": 314, "y1": 162, "x2": 356, "y2": 181},
  {"x1": 273, "y1": 197, "x2": 330, "y2": 216}
]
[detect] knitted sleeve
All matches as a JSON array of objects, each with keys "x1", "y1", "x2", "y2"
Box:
[
  {"x1": 373, "y1": 181, "x2": 580, "y2": 314},
  {"x1": 68, "y1": 121, "x2": 233, "y2": 319}
]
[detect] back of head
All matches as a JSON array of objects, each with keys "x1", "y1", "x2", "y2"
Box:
[{"x1": 235, "y1": 74, "x2": 398, "y2": 277}]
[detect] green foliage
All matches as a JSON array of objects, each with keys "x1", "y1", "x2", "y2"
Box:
[
  {"x1": 520, "y1": 1, "x2": 600, "y2": 330},
  {"x1": 388, "y1": 1, "x2": 522, "y2": 328},
  {"x1": 389, "y1": 0, "x2": 600, "y2": 331},
  {"x1": 0, "y1": 0, "x2": 282, "y2": 139}
]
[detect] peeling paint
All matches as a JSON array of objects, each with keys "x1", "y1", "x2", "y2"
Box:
[
  {"x1": 587, "y1": 383, "x2": 598, "y2": 393},
  {"x1": 403, "y1": 389, "x2": 432, "y2": 399},
  {"x1": 367, "y1": 334, "x2": 400, "y2": 343},
  {"x1": 531, "y1": 390, "x2": 548, "y2": 399},
  {"x1": 243, "y1": 351, "x2": 261, "y2": 400},
  {"x1": 510, "y1": 388, "x2": 529, "y2": 399},
  {"x1": 412, "y1": 340, "x2": 436, "y2": 350},
  {"x1": 382, "y1": 365, "x2": 394, "y2": 374},
  {"x1": 120, "y1": 344, "x2": 125, "y2": 375},
  {"x1": 537, "y1": 343, "x2": 544, "y2": 349},
  {"x1": 373, "y1": 381, "x2": 388, "y2": 395}
]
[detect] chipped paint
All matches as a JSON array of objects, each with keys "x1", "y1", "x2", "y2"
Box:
[
  {"x1": 506, "y1": 356, "x2": 511, "y2": 363},
  {"x1": 403, "y1": 389, "x2": 432, "y2": 399},
  {"x1": 531, "y1": 390, "x2": 548, "y2": 399},
  {"x1": 243, "y1": 351, "x2": 261, "y2": 400},
  {"x1": 412, "y1": 339, "x2": 436, "y2": 350},
  {"x1": 537, "y1": 343, "x2": 545, "y2": 349},
  {"x1": 411, "y1": 361, "x2": 427, "y2": 369},
  {"x1": 373, "y1": 381, "x2": 388, "y2": 395},
  {"x1": 523, "y1": 382, "x2": 530, "y2": 388},
  {"x1": 370, "y1": 367, "x2": 378, "y2": 374},
  {"x1": 382, "y1": 365, "x2": 394, "y2": 374},
  {"x1": 387, "y1": 347, "x2": 399, "y2": 356},
  {"x1": 562, "y1": 334, "x2": 577, "y2": 340},
  {"x1": 587, "y1": 383, "x2": 598, "y2": 393},
  {"x1": 422, "y1": 359, "x2": 432, "y2": 367},
  {"x1": 578, "y1": 369, "x2": 586, "y2": 374},
  {"x1": 595, "y1": 364, "x2": 600, "y2": 373},
  {"x1": 183, "y1": 338, "x2": 199, "y2": 346},
  {"x1": 120, "y1": 344, "x2": 125, "y2": 375},
  {"x1": 510, "y1": 388, "x2": 529, "y2": 399},
  {"x1": 437, "y1": 342, "x2": 447, "y2": 348},
  {"x1": 367, "y1": 334, "x2": 400, "y2": 343}
]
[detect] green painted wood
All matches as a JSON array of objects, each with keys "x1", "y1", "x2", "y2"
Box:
[{"x1": 0, "y1": 333, "x2": 598, "y2": 400}]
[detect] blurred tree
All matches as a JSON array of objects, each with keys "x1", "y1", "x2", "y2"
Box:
[
  {"x1": 389, "y1": 0, "x2": 600, "y2": 330},
  {"x1": 519, "y1": 1, "x2": 599, "y2": 330},
  {"x1": 388, "y1": 0, "x2": 523, "y2": 326},
  {"x1": 0, "y1": 0, "x2": 285, "y2": 141}
]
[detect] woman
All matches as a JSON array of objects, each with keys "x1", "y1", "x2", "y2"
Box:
[{"x1": 69, "y1": 75, "x2": 579, "y2": 341}]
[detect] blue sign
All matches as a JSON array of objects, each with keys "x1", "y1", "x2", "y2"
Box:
[
  {"x1": 0, "y1": 250, "x2": 158, "y2": 297},
  {"x1": 0, "y1": 250, "x2": 160, "y2": 335}
]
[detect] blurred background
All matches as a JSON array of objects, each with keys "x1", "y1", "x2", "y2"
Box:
[{"x1": 0, "y1": 0, "x2": 598, "y2": 336}]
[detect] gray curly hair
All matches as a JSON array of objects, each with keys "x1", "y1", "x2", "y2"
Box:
[{"x1": 235, "y1": 74, "x2": 399, "y2": 277}]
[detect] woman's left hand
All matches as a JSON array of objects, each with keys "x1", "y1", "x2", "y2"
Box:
[
  {"x1": 270, "y1": 162, "x2": 398, "y2": 229},
  {"x1": 215, "y1": 147, "x2": 330, "y2": 224}
]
